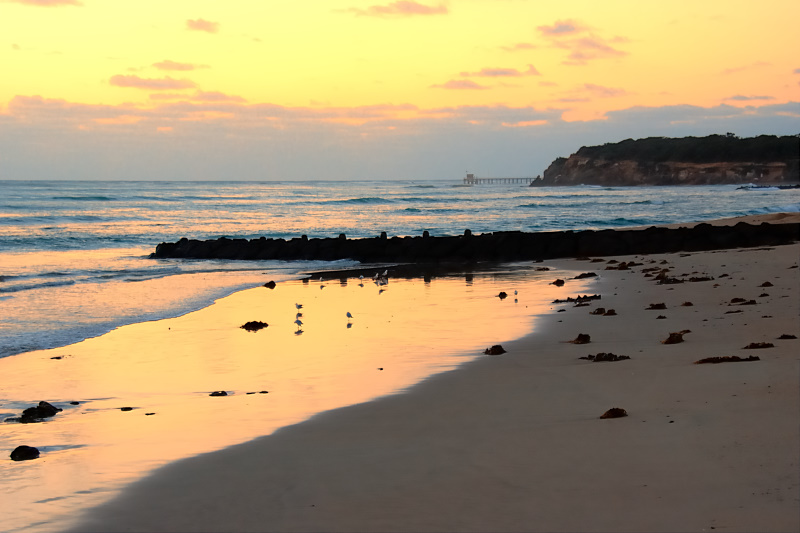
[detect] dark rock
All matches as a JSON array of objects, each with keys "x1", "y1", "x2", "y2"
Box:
[
  {"x1": 647, "y1": 303, "x2": 667, "y2": 310},
  {"x1": 552, "y1": 294, "x2": 601, "y2": 304},
  {"x1": 210, "y1": 391, "x2": 228, "y2": 397},
  {"x1": 580, "y1": 352, "x2": 630, "y2": 362},
  {"x1": 569, "y1": 333, "x2": 591, "y2": 344},
  {"x1": 484, "y1": 345, "x2": 506, "y2": 356},
  {"x1": 240, "y1": 321, "x2": 269, "y2": 332},
  {"x1": 552, "y1": 279, "x2": 565, "y2": 287},
  {"x1": 574, "y1": 272, "x2": 597, "y2": 279},
  {"x1": 19, "y1": 401, "x2": 62, "y2": 423},
  {"x1": 730, "y1": 297, "x2": 746, "y2": 303},
  {"x1": 759, "y1": 293, "x2": 769, "y2": 297},
  {"x1": 589, "y1": 308, "x2": 606, "y2": 315},
  {"x1": 120, "y1": 407, "x2": 133, "y2": 412},
  {"x1": 681, "y1": 301, "x2": 693, "y2": 306},
  {"x1": 760, "y1": 281, "x2": 774, "y2": 287},
  {"x1": 778, "y1": 334, "x2": 797, "y2": 339},
  {"x1": 742, "y1": 342, "x2": 774, "y2": 349},
  {"x1": 603, "y1": 309, "x2": 617, "y2": 316},
  {"x1": 656, "y1": 315, "x2": 667, "y2": 319},
  {"x1": 10, "y1": 445, "x2": 40, "y2": 461},
  {"x1": 70, "y1": 401, "x2": 80, "y2": 405},
  {"x1": 497, "y1": 292, "x2": 508, "y2": 299},
  {"x1": 695, "y1": 356, "x2": 760, "y2": 364},
  {"x1": 688, "y1": 276, "x2": 714, "y2": 282},
  {"x1": 662, "y1": 331, "x2": 691, "y2": 344},
  {"x1": 263, "y1": 280, "x2": 277, "y2": 289},
  {"x1": 600, "y1": 408, "x2": 628, "y2": 419}
]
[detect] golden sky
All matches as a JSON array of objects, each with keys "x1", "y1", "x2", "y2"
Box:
[{"x1": 1, "y1": 0, "x2": 798, "y2": 179}]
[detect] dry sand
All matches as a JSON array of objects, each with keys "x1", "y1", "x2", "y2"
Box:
[{"x1": 67, "y1": 231, "x2": 799, "y2": 532}]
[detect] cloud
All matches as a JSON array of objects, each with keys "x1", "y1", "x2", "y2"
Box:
[
  {"x1": 724, "y1": 95, "x2": 775, "y2": 101},
  {"x1": 720, "y1": 61, "x2": 770, "y2": 75},
  {"x1": 109, "y1": 75, "x2": 197, "y2": 90},
  {"x1": 186, "y1": 19, "x2": 219, "y2": 33},
  {"x1": 583, "y1": 83, "x2": 628, "y2": 98},
  {"x1": 537, "y1": 20, "x2": 583, "y2": 36},
  {"x1": 537, "y1": 19, "x2": 627, "y2": 66},
  {"x1": 148, "y1": 91, "x2": 247, "y2": 103},
  {"x1": 153, "y1": 60, "x2": 206, "y2": 72},
  {"x1": 793, "y1": 68, "x2": 800, "y2": 74},
  {"x1": 501, "y1": 42, "x2": 536, "y2": 52},
  {"x1": 8, "y1": 0, "x2": 81, "y2": 5},
  {"x1": 430, "y1": 80, "x2": 489, "y2": 90},
  {"x1": 346, "y1": 1, "x2": 447, "y2": 17},
  {"x1": 459, "y1": 65, "x2": 540, "y2": 77}
]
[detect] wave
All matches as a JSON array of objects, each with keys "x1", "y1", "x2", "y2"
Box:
[
  {"x1": 0, "y1": 279, "x2": 77, "y2": 293},
  {"x1": 324, "y1": 197, "x2": 395, "y2": 205},
  {"x1": 747, "y1": 203, "x2": 800, "y2": 215},
  {"x1": 52, "y1": 196, "x2": 117, "y2": 201}
]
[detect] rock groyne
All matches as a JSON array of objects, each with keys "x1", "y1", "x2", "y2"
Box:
[{"x1": 151, "y1": 222, "x2": 799, "y2": 263}]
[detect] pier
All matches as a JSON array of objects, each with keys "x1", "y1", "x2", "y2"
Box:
[{"x1": 463, "y1": 173, "x2": 535, "y2": 185}]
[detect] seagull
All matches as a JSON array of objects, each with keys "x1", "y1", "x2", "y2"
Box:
[
  {"x1": 382, "y1": 269, "x2": 388, "y2": 277},
  {"x1": 295, "y1": 303, "x2": 303, "y2": 310},
  {"x1": 346, "y1": 311, "x2": 353, "y2": 319},
  {"x1": 514, "y1": 290, "x2": 518, "y2": 295},
  {"x1": 294, "y1": 319, "x2": 303, "y2": 327},
  {"x1": 296, "y1": 312, "x2": 303, "y2": 319}
]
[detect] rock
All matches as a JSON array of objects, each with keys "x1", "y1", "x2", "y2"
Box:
[
  {"x1": 19, "y1": 401, "x2": 62, "y2": 423},
  {"x1": 603, "y1": 309, "x2": 617, "y2": 316},
  {"x1": 662, "y1": 331, "x2": 688, "y2": 344},
  {"x1": 120, "y1": 407, "x2": 133, "y2": 412},
  {"x1": 742, "y1": 342, "x2": 774, "y2": 349},
  {"x1": 694, "y1": 356, "x2": 760, "y2": 364},
  {"x1": 263, "y1": 280, "x2": 277, "y2": 289},
  {"x1": 497, "y1": 292, "x2": 508, "y2": 299},
  {"x1": 10, "y1": 445, "x2": 40, "y2": 461},
  {"x1": 778, "y1": 334, "x2": 797, "y2": 339},
  {"x1": 688, "y1": 276, "x2": 714, "y2": 282},
  {"x1": 484, "y1": 345, "x2": 506, "y2": 356},
  {"x1": 552, "y1": 279, "x2": 565, "y2": 287},
  {"x1": 580, "y1": 352, "x2": 630, "y2": 362},
  {"x1": 589, "y1": 308, "x2": 606, "y2": 315},
  {"x1": 647, "y1": 303, "x2": 667, "y2": 310},
  {"x1": 569, "y1": 333, "x2": 591, "y2": 344},
  {"x1": 730, "y1": 297, "x2": 746, "y2": 303},
  {"x1": 210, "y1": 391, "x2": 228, "y2": 397},
  {"x1": 760, "y1": 281, "x2": 774, "y2": 287},
  {"x1": 240, "y1": 321, "x2": 268, "y2": 332},
  {"x1": 600, "y1": 408, "x2": 628, "y2": 419},
  {"x1": 681, "y1": 301, "x2": 693, "y2": 306},
  {"x1": 574, "y1": 272, "x2": 597, "y2": 279}
]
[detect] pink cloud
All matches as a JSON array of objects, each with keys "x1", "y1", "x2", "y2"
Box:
[
  {"x1": 430, "y1": 80, "x2": 489, "y2": 90},
  {"x1": 8, "y1": 0, "x2": 81, "y2": 5},
  {"x1": 348, "y1": 1, "x2": 447, "y2": 17},
  {"x1": 193, "y1": 91, "x2": 247, "y2": 103},
  {"x1": 537, "y1": 20, "x2": 583, "y2": 36},
  {"x1": 153, "y1": 60, "x2": 205, "y2": 71},
  {"x1": 582, "y1": 83, "x2": 628, "y2": 97},
  {"x1": 110, "y1": 75, "x2": 196, "y2": 90},
  {"x1": 459, "y1": 65, "x2": 540, "y2": 78},
  {"x1": 186, "y1": 19, "x2": 219, "y2": 33}
]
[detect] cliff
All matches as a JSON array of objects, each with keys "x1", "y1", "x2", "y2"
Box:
[{"x1": 535, "y1": 135, "x2": 800, "y2": 186}]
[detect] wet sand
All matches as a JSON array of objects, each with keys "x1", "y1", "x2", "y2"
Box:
[{"x1": 64, "y1": 221, "x2": 799, "y2": 532}]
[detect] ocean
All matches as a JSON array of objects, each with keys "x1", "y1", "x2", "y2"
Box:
[
  {"x1": 1, "y1": 179, "x2": 799, "y2": 533},
  {"x1": 1, "y1": 179, "x2": 798, "y2": 360}
]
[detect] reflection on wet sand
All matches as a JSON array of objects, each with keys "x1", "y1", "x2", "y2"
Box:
[{"x1": 0, "y1": 266, "x2": 584, "y2": 533}]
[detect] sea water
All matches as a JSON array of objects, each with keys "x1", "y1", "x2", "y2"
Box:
[
  {"x1": 1, "y1": 179, "x2": 798, "y2": 360},
  {"x1": 1, "y1": 179, "x2": 798, "y2": 532}
]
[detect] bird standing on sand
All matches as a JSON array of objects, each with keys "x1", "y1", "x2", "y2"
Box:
[
  {"x1": 295, "y1": 303, "x2": 303, "y2": 310},
  {"x1": 346, "y1": 311, "x2": 353, "y2": 320},
  {"x1": 294, "y1": 318, "x2": 303, "y2": 327}
]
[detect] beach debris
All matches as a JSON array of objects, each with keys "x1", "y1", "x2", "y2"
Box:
[
  {"x1": 662, "y1": 330, "x2": 691, "y2": 344},
  {"x1": 209, "y1": 391, "x2": 228, "y2": 397},
  {"x1": 497, "y1": 291, "x2": 508, "y2": 299},
  {"x1": 552, "y1": 294, "x2": 601, "y2": 304},
  {"x1": 580, "y1": 352, "x2": 630, "y2": 362},
  {"x1": 574, "y1": 272, "x2": 597, "y2": 279},
  {"x1": 742, "y1": 342, "x2": 774, "y2": 349},
  {"x1": 10, "y1": 445, "x2": 40, "y2": 461},
  {"x1": 263, "y1": 280, "x2": 277, "y2": 289},
  {"x1": 694, "y1": 356, "x2": 760, "y2": 364},
  {"x1": 778, "y1": 334, "x2": 797, "y2": 340},
  {"x1": 484, "y1": 345, "x2": 507, "y2": 356},
  {"x1": 647, "y1": 303, "x2": 667, "y2": 310},
  {"x1": 240, "y1": 321, "x2": 269, "y2": 332},
  {"x1": 681, "y1": 301, "x2": 694, "y2": 306},
  {"x1": 600, "y1": 408, "x2": 628, "y2": 419},
  {"x1": 569, "y1": 333, "x2": 591, "y2": 344},
  {"x1": 759, "y1": 281, "x2": 774, "y2": 287},
  {"x1": 120, "y1": 407, "x2": 134, "y2": 412},
  {"x1": 603, "y1": 309, "x2": 617, "y2": 316},
  {"x1": 589, "y1": 308, "x2": 606, "y2": 315},
  {"x1": 552, "y1": 279, "x2": 565, "y2": 287}
]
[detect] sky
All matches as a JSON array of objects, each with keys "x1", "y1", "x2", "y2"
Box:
[{"x1": 1, "y1": 0, "x2": 798, "y2": 180}]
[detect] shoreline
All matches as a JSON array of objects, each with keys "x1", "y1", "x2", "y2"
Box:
[{"x1": 65, "y1": 231, "x2": 799, "y2": 531}]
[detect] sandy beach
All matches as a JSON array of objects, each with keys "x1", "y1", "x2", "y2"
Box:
[{"x1": 60, "y1": 217, "x2": 799, "y2": 533}]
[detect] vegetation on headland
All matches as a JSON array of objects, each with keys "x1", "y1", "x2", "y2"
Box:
[{"x1": 536, "y1": 134, "x2": 800, "y2": 186}]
